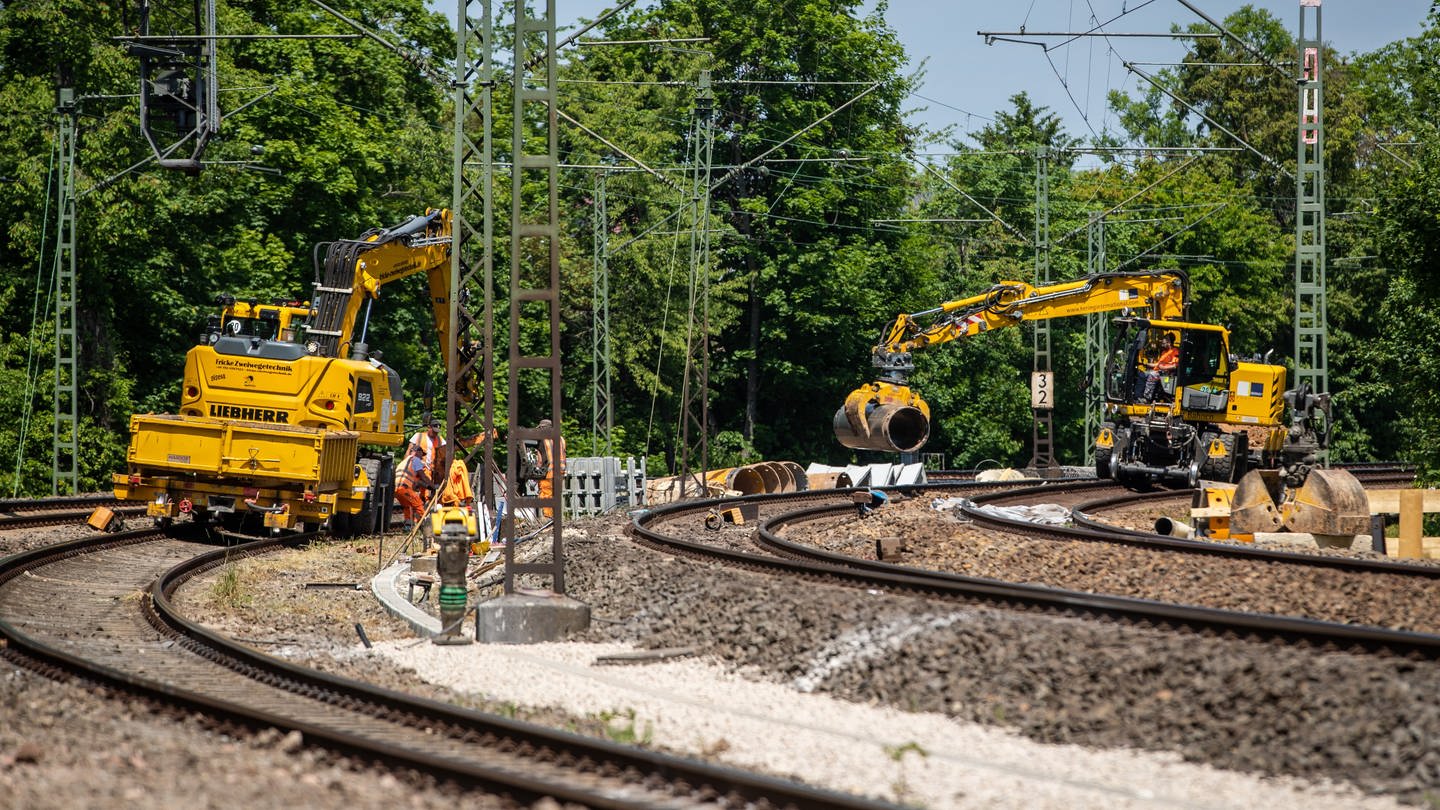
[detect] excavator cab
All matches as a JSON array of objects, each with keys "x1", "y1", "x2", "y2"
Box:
[{"x1": 1102, "y1": 319, "x2": 1230, "y2": 410}]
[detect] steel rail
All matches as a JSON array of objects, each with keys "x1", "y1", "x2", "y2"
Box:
[
  {"x1": 752, "y1": 496, "x2": 1440, "y2": 659},
  {"x1": 1003, "y1": 474, "x2": 1439, "y2": 578},
  {"x1": 629, "y1": 472, "x2": 1440, "y2": 660},
  {"x1": 0, "y1": 526, "x2": 897, "y2": 809}
]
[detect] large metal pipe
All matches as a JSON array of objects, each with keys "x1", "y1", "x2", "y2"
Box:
[
  {"x1": 757, "y1": 462, "x2": 785, "y2": 493},
  {"x1": 1154, "y1": 516, "x2": 1195, "y2": 539},
  {"x1": 833, "y1": 404, "x2": 930, "y2": 453},
  {"x1": 779, "y1": 461, "x2": 808, "y2": 491}
]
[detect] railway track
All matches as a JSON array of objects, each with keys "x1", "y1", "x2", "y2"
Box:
[
  {"x1": 631, "y1": 467, "x2": 1440, "y2": 658},
  {"x1": 0, "y1": 494, "x2": 144, "y2": 531},
  {"x1": 0, "y1": 525, "x2": 898, "y2": 809}
]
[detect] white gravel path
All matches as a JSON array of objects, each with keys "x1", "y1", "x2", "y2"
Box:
[{"x1": 370, "y1": 638, "x2": 1399, "y2": 810}]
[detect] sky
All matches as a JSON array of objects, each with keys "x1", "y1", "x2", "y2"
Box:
[{"x1": 540, "y1": 0, "x2": 1433, "y2": 150}]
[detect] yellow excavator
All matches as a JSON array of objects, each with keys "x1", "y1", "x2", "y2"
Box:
[
  {"x1": 114, "y1": 209, "x2": 459, "y2": 535},
  {"x1": 835, "y1": 270, "x2": 1368, "y2": 535}
]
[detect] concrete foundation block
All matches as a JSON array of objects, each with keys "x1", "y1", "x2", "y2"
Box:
[{"x1": 476, "y1": 592, "x2": 591, "y2": 644}]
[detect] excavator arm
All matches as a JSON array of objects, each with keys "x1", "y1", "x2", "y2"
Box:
[
  {"x1": 307, "y1": 209, "x2": 455, "y2": 362},
  {"x1": 836, "y1": 270, "x2": 1189, "y2": 452}
]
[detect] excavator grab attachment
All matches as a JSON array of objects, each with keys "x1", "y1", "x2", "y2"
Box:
[
  {"x1": 833, "y1": 381, "x2": 931, "y2": 453},
  {"x1": 1230, "y1": 467, "x2": 1369, "y2": 539}
]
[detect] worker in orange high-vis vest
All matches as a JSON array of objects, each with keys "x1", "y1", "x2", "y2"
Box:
[
  {"x1": 408, "y1": 418, "x2": 446, "y2": 481},
  {"x1": 536, "y1": 419, "x2": 566, "y2": 518},
  {"x1": 439, "y1": 457, "x2": 474, "y2": 509},
  {"x1": 394, "y1": 443, "x2": 433, "y2": 530}
]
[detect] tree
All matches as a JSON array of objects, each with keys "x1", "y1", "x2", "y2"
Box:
[
  {"x1": 561, "y1": 0, "x2": 923, "y2": 464},
  {"x1": 0, "y1": 0, "x2": 454, "y2": 495}
]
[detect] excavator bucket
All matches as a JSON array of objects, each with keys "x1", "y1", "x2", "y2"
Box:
[
  {"x1": 1230, "y1": 469, "x2": 1285, "y2": 535},
  {"x1": 1283, "y1": 468, "x2": 1370, "y2": 537},
  {"x1": 1230, "y1": 467, "x2": 1370, "y2": 539},
  {"x1": 833, "y1": 382, "x2": 930, "y2": 453}
]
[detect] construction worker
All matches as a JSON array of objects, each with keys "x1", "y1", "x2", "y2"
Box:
[
  {"x1": 1142, "y1": 332, "x2": 1180, "y2": 402},
  {"x1": 439, "y1": 457, "x2": 474, "y2": 509},
  {"x1": 536, "y1": 418, "x2": 566, "y2": 518},
  {"x1": 408, "y1": 417, "x2": 446, "y2": 480},
  {"x1": 394, "y1": 443, "x2": 432, "y2": 530}
]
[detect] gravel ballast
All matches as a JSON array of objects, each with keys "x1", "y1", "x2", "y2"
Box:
[
  {"x1": 377, "y1": 638, "x2": 1395, "y2": 809},
  {"x1": 6, "y1": 495, "x2": 1440, "y2": 808}
]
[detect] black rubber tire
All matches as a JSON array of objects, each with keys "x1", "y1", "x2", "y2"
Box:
[
  {"x1": 1230, "y1": 434, "x2": 1249, "y2": 483},
  {"x1": 1095, "y1": 447, "x2": 1113, "y2": 480},
  {"x1": 1198, "y1": 432, "x2": 1237, "y2": 483}
]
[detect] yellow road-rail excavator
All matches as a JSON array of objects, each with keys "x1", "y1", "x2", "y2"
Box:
[
  {"x1": 834, "y1": 270, "x2": 1368, "y2": 536},
  {"x1": 114, "y1": 209, "x2": 459, "y2": 535}
]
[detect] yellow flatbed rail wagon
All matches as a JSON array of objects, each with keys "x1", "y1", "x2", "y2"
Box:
[{"x1": 115, "y1": 415, "x2": 365, "y2": 532}]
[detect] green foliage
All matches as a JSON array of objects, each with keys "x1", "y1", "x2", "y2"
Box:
[
  {"x1": 0, "y1": 1, "x2": 1434, "y2": 493},
  {"x1": 0, "y1": 0, "x2": 452, "y2": 495}
]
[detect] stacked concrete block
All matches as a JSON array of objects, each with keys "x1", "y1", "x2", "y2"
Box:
[{"x1": 562, "y1": 456, "x2": 647, "y2": 516}]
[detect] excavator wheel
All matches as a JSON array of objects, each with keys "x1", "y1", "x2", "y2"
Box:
[
  {"x1": 1094, "y1": 447, "x2": 1112, "y2": 480},
  {"x1": 1198, "y1": 433, "x2": 1239, "y2": 483}
]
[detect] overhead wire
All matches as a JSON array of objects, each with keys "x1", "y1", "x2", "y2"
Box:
[
  {"x1": 642, "y1": 201, "x2": 689, "y2": 464},
  {"x1": 15, "y1": 139, "x2": 60, "y2": 496}
]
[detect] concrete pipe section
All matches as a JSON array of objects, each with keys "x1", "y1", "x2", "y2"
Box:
[
  {"x1": 706, "y1": 466, "x2": 766, "y2": 495},
  {"x1": 832, "y1": 404, "x2": 930, "y2": 453},
  {"x1": 705, "y1": 461, "x2": 810, "y2": 495}
]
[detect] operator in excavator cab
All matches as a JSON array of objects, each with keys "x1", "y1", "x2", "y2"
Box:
[{"x1": 1142, "y1": 332, "x2": 1179, "y2": 402}]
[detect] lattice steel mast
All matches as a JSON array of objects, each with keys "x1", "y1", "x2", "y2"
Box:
[
  {"x1": 1294, "y1": 0, "x2": 1328, "y2": 463},
  {"x1": 591, "y1": 167, "x2": 614, "y2": 458},
  {"x1": 52, "y1": 87, "x2": 79, "y2": 495},
  {"x1": 448, "y1": 0, "x2": 496, "y2": 503},
  {"x1": 502, "y1": 0, "x2": 567, "y2": 593},
  {"x1": 677, "y1": 70, "x2": 714, "y2": 497},
  {"x1": 1029, "y1": 146, "x2": 1056, "y2": 470}
]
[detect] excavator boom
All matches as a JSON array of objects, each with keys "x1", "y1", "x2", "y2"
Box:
[
  {"x1": 308, "y1": 209, "x2": 454, "y2": 360},
  {"x1": 838, "y1": 270, "x2": 1189, "y2": 453}
]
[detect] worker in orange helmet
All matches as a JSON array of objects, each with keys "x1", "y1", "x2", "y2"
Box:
[{"x1": 536, "y1": 418, "x2": 566, "y2": 518}]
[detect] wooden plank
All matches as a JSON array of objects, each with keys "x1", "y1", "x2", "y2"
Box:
[
  {"x1": 1382, "y1": 536, "x2": 1440, "y2": 559},
  {"x1": 1367, "y1": 489, "x2": 1440, "y2": 515}
]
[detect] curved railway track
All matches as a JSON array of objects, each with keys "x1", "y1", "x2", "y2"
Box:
[
  {"x1": 0, "y1": 525, "x2": 897, "y2": 809},
  {"x1": 631, "y1": 466, "x2": 1440, "y2": 659}
]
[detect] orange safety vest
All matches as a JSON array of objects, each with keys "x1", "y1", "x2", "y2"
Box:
[
  {"x1": 439, "y1": 459, "x2": 473, "y2": 506},
  {"x1": 410, "y1": 430, "x2": 446, "y2": 473},
  {"x1": 398, "y1": 452, "x2": 428, "y2": 490},
  {"x1": 539, "y1": 436, "x2": 566, "y2": 479}
]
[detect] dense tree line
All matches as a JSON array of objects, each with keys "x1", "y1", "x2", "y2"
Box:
[{"x1": 0, "y1": 1, "x2": 1435, "y2": 496}]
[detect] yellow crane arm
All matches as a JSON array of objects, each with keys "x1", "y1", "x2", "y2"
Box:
[
  {"x1": 876, "y1": 270, "x2": 1188, "y2": 358},
  {"x1": 309, "y1": 209, "x2": 454, "y2": 360},
  {"x1": 837, "y1": 270, "x2": 1189, "y2": 453}
]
